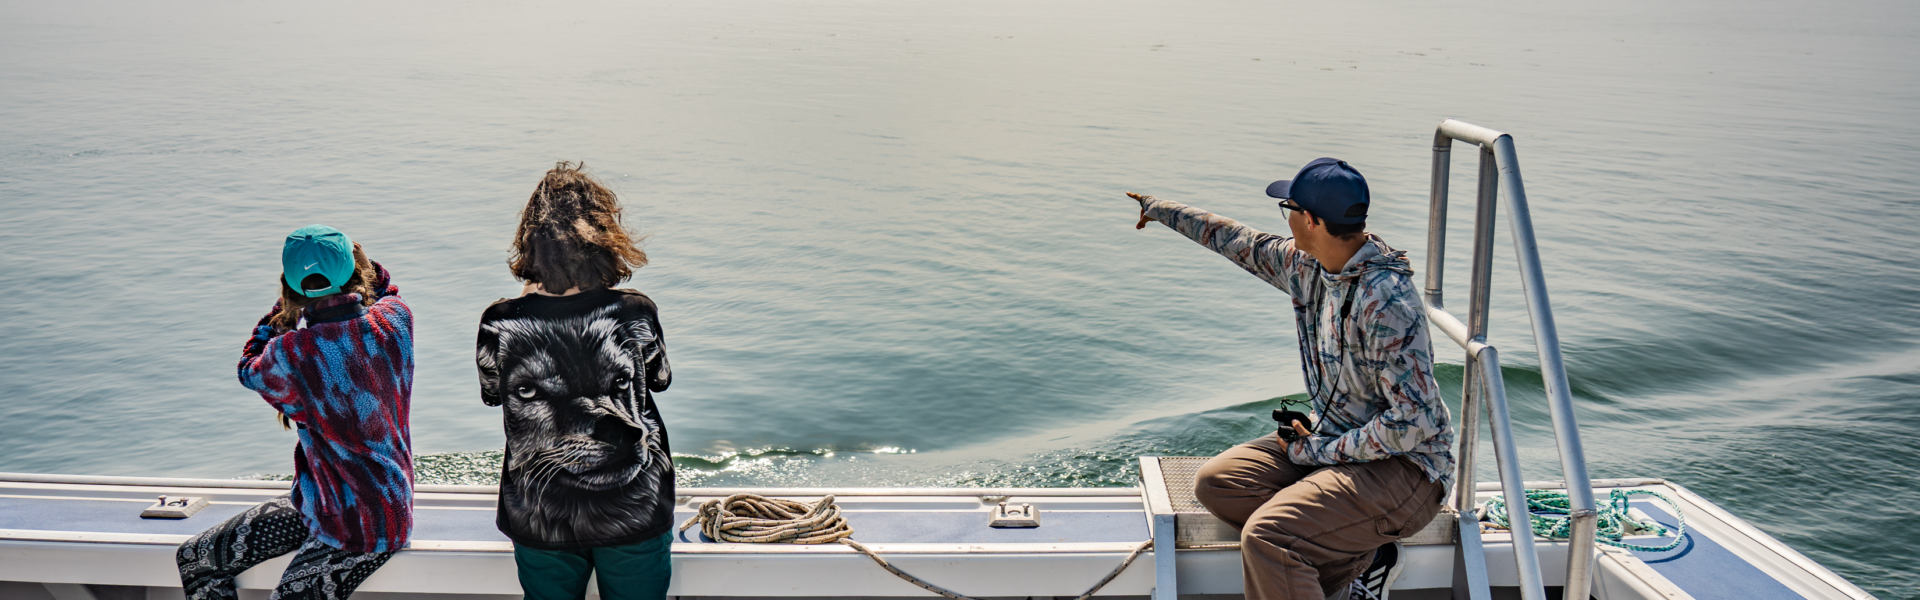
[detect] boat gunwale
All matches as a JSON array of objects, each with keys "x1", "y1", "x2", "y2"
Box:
[
  {"x1": 0, "y1": 529, "x2": 1154, "y2": 555},
  {"x1": 0, "y1": 472, "x2": 1141, "y2": 497},
  {"x1": 0, "y1": 474, "x2": 1881, "y2": 598},
  {"x1": 0, "y1": 472, "x2": 1684, "y2": 496}
]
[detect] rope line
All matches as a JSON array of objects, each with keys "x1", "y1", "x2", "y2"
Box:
[
  {"x1": 1482, "y1": 488, "x2": 1688, "y2": 552},
  {"x1": 678, "y1": 493, "x2": 1153, "y2": 600}
]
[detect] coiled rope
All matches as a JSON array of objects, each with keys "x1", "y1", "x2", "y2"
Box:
[
  {"x1": 1483, "y1": 488, "x2": 1687, "y2": 552},
  {"x1": 679, "y1": 493, "x2": 1153, "y2": 600}
]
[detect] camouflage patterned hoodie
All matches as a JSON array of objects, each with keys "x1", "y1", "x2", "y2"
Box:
[{"x1": 1140, "y1": 195, "x2": 1455, "y2": 488}]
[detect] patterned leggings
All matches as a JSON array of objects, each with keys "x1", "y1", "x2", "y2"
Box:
[{"x1": 175, "y1": 495, "x2": 397, "y2": 600}]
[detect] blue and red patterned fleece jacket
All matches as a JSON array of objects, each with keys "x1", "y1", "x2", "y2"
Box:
[{"x1": 238, "y1": 262, "x2": 415, "y2": 553}]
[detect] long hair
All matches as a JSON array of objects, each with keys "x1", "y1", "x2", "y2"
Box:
[
  {"x1": 508, "y1": 162, "x2": 648, "y2": 293},
  {"x1": 269, "y1": 242, "x2": 377, "y2": 429}
]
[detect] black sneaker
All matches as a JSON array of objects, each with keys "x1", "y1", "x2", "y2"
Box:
[{"x1": 1350, "y1": 541, "x2": 1404, "y2": 600}]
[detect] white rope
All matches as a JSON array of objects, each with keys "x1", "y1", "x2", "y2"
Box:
[{"x1": 679, "y1": 493, "x2": 1153, "y2": 600}]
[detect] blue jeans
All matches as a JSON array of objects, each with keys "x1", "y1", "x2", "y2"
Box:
[{"x1": 514, "y1": 532, "x2": 672, "y2": 600}]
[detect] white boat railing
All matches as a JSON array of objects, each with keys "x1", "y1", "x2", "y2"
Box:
[
  {"x1": 0, "y1": 472, "x2": 1139, "y2": 498},
  {"x1": 1424, "y1": 119, "x2": 1598, "y2": 600}
]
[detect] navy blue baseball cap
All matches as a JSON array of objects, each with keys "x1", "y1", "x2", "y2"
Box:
[{"x1": 1265, "y1": 157, "x2": 1370, "y2": 225}]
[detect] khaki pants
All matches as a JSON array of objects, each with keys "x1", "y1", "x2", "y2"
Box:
[{"x1": 1195, "y1": 435, "x2": 1446, "y2": 600}]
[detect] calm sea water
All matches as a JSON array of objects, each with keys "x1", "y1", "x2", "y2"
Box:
[{"x1": 3, "y1": 0, "x2": 1916, "y2": 595}]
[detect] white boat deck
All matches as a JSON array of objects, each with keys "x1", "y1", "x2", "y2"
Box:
[{"x1": 0, "y1": 471, "x2": 1876, "y2": 600}]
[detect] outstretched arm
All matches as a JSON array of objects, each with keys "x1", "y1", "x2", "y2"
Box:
[{"x1": 1128, "y1": 192, "x2": 1309, "y2": 296}]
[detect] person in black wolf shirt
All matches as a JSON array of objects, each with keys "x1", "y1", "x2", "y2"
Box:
[{"x1": 476, "y1": 162, "x2": 674, "y2": 600}]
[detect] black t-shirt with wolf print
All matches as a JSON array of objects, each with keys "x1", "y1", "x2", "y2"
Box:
[{"x1": 476, "y1": 288, "x2": 673, "y2": 550}]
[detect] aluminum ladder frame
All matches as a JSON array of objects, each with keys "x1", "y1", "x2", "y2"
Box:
[{"x1": 1426, "y1": 119, "x2": 1598, "y2": 600}]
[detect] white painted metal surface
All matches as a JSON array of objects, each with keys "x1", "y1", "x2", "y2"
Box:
[{"x1": 0, "y1": 473, "x2": 1876, "y2": 600}]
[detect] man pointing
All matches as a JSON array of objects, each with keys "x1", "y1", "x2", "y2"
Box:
[{"x1": 1128, "y1": 157, "x2": 1454, "y2": 599}]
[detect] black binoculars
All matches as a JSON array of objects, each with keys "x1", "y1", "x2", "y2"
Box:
[{"x1": 1272, "y1": 408, "x2": 1312, "y2": 442}]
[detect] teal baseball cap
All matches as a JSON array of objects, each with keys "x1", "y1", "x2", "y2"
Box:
[{"x1": 282, "y1": 225, "x2": 356, "y2": 297}]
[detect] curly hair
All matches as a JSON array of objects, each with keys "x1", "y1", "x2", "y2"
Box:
[{"x1": 509, "y1": 162, "x2": 648, "y2": 293}]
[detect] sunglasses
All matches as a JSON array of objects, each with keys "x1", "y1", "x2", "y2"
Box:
[{"x1": 1277, "y1": 200, "x2": 1307, "y2": 217}]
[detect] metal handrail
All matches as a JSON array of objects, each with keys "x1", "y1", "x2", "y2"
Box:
[{"x1": 1424, "y1": 119, "x2": 1597, "y2": 600}]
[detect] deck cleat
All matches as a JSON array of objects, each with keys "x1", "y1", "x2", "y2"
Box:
[
  {"x1": 140, "y1": 495, "x2": 207, "y2": 519},
  {"x1": 989, "y1": 501, "x2": 1040, "y2": 528}
]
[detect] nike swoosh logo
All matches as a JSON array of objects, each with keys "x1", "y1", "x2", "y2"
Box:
[{"x1": 304, "y1": 262, "x2": 318, "y2": 269}]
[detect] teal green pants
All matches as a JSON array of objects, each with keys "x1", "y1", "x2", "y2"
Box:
[{"x1": 514, "y1": 532, "x2": 672, "y2": 600}]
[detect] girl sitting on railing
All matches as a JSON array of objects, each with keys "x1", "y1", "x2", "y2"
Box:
[{"x1": 177, "y1": 225, "x2": 415, "y2": 600}]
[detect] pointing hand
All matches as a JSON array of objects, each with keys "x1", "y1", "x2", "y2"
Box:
[{"x1": 1126, "y1": 192, "x2": 1155, "y2": 229}]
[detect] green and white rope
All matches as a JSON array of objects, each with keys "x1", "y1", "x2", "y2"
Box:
[
  {"x1": 1483, "y1": 488, "x2": 1687, "y2": 552},
  {"x1": 679, "y1": 493, "x2": 1153, "y2": 600}
]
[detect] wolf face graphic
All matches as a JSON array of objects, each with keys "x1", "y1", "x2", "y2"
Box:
[{"x1": 477, "y1": 306, "x2": 669, "y2": 543}]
